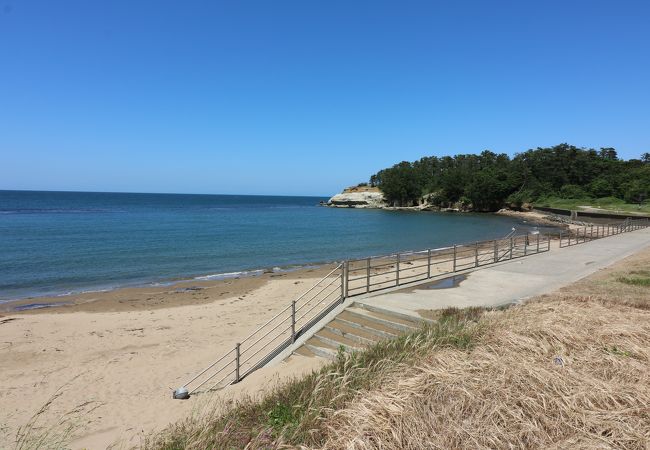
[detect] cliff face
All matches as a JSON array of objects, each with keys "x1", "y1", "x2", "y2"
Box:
[{"x1": 327, "y1": 186, "x2": 385, "y2": 208}]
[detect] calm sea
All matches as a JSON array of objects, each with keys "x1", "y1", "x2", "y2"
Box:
[{"x1": 0, "y1": 190, "x2": 553, "y2": 302}]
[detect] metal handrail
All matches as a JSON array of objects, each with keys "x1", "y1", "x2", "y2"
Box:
[
  {"x1": 176, "y1": 218, "x2": 649, "y2": 398},
  {"x1": 294, "y1": 275, "x2": 342, "y2": 314},
  {"x1": 292, "y1": 264, "x2": 343, "y2": 304},
  {"x1": 239, "y1": 303, "x2": 293, "y2": 346},
  {"x1": 295, "y1": 286, "x2": 342, "y2": 324},
  {"x1": 559, "y1": 218, "x2": 648, "y2": 248},
  {"x1": 240, "y1": 315, "x2": 291, "y2": 358},
  {"x1": 180, "y1": 263, "x2": 343, "y2": 394},
  {"x1": 184, "y1": 348, "x2": 235, "y2": 392},
  {"x1": 239, "y1": 323, "x2": 293, "y2": 367}
]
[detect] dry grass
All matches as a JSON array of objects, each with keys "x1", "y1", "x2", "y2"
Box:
[
  {"x1": 316, "y1": 252, "x2": 650, "y2": 450},
  {"x1": 12, "y1": 375, "x2": 103, "y2": 450}
]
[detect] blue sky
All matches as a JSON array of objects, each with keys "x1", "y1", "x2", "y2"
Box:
[{"x1": 1, "y1": 0, "x2": 649, "y2": 196}]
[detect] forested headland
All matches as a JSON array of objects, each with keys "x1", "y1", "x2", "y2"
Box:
[{"x1": 368, "y1": 144, "x2": 650, "y2": 212}]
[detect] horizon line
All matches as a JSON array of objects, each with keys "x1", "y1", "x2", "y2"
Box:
[{"x1": 0, "y1": 188, "x2": 331, "y2": 198}]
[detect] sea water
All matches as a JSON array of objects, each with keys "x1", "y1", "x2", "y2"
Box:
[{"x1": 0, "y1": 190, "x2": 553, "y2": 301}]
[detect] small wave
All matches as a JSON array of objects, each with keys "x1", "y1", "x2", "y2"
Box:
[
  {"x1": 193, "y1": 269, "x2": 265, "y2": 281},
  {"x1": 79, "y1": 288, "x2": 110, "y2": 294},
  {"x1": 149, "y1": 281, "x2": 177, "y2": 287},
  {"x1": 55, "y1": 291, "x2": 74, "y2": 297}
]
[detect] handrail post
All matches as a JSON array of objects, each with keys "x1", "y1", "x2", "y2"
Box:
[
  {"x1": 366, "y1": 257, "x2": 371, "y2": 293},
  {"x1": 475, "y1": 242, "x2": 479, "y2": 267},
  {"x1": 509, "y1": 237, "x2": 513, "y2": 259},
  {"x1": 523, "y1": 235, "x2": 527, "y2": 256},
  {"x1": 395, "y1": 253, "x2": 400, "y2": 286},
  {"x1": 235, "y1": 343, "x2": 240, "y2": 383},
  {"x1": 493, "y1": 240, "x2": 498, "y2": 262},
  {"x1": 427, "y1": 249, "x2": 431, "y2": 278},
  {"x1": 343, "y1": 261, "x2": 349, "y2": 298},
  {"x1": 291, "y1": 301, "x2": 296, "y2": 343},
  {"x1": 453, "y1": 245, "x2": 457, "y2": 271},
  {"x1": 340, "y1": 263, "x2": 345, "y2": 300}
]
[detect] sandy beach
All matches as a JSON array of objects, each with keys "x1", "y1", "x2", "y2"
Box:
[
  {"x1": 0, "y1": 267, "x2": 335, "y2": 448},
  {"x1": 0, "y1": 210, "x2": 593, "y2": 449}
]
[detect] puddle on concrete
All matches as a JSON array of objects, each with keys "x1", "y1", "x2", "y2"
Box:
[
  {"x1": 398, "y1": 274, "x2": 468, "y2": 293},
  {"x1": 424, "y1": 274, "x2": 467, "y2": 289}
]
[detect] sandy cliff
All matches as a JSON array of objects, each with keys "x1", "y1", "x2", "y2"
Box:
[{"x1": 327, "y1": 186, "x2": 385, "y2": 208}]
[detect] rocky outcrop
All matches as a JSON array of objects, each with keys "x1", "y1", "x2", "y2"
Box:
[{"x1": 327, "y1": 186, "x2": 386, "y2": 208}]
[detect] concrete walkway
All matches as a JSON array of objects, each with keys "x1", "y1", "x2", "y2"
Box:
[{"x1": 355, "y1": 228, "x2": 650, "y2": 316}]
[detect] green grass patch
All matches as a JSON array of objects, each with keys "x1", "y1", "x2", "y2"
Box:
[
  {"x1": 534, "y1": 196, "x2": 650, "y2": 214},
  {"x1": 617, "y1": 275, "x2": 650, "y2": 286},
  {"x1": 146, "y1": 307, "x2": 486, "y2": 450},
  {"x1": 616, "y1": 269, "x2": 650, "y2": 286}
]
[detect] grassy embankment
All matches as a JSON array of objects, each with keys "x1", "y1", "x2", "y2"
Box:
[
  {"x1": 535, "y1": 196, "x2": 650, "y2": 215},
  {"x1": 147, "y1": 249, "x2": 650, "y2": 449}
]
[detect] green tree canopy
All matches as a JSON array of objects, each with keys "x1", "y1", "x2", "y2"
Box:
[{"x1": 370, "y1": 144, "x2": 649, "y2": 211}]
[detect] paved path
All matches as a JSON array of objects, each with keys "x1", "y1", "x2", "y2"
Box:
[{"x1": 356, "y1": 228, "x2": 650, "y2": 316}]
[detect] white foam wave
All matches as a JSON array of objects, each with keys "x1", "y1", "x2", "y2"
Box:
[{"x1": 193, "y1": 269, "x2": 264, "y2": 281}]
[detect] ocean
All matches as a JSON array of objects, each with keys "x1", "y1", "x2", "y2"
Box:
[{"x1": 0, "y1": 190, "x2": 554, "y2": 302}]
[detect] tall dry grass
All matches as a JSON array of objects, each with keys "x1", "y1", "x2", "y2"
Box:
[
  {"x1": 12, "y1": 375, "x2": 103, "y2": 450},
  {"x1": 316, "y1": 268, "x2": 650, "y2": 449}
]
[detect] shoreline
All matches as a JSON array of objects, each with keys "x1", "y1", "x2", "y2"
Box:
[
  {"x1": 0, "y1": 210, "x2": 566, "y2": 313},
  {"x1": 0, "y1": 263, "x2": 331, "y2": 309},
  {"x1": 0, "y1": 263, "x2": 338, "y2": 315}
]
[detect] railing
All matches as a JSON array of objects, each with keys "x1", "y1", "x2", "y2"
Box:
[
  {"x1": 559, "y1": 218, "x2": 650, "y2": 247},
  {"x1": 181, "y1": 263, "x2": 344, "y2": 395},
  {"x1": 345, "y1": 233, "x2": 550, "y2": 296},
  {"x1": 177, "y1": 217, "x2": 650, "y2": 396}
]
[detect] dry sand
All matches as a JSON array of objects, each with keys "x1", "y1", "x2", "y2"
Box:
[{"x1": 0, "y1": 267, "x2": 334, "y2": 449}]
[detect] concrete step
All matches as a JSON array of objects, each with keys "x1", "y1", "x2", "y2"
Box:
[
  {"x1": 353, "y1": 302, "x2": 434, "y2": 325},
  {"x1": 344, "y1": 307, "x2": 420, "y2": 333},
  {"x1": 325, "y1": 320, "x2": 381, "y2": 346},
  {"x1": 304, "y1": 342, "x2": 338, "y2": 360},
  {"x1": 293, "y1": 345, "x2": 317, "y2": 358},
  {"x1": 313, "y1": 329, "x2": 362, "y2": 352},
  {"x1": 336, "y1": 313, "x2": 399, "y2": 340}
]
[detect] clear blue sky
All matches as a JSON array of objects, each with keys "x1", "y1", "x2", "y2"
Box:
[{"x1": 1, "y1": 0, "x2": 649, "y2": 196}]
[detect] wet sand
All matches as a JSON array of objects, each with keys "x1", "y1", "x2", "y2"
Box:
[{"x1": 0, "y1": 265, "x2": 337, "y2": 315}]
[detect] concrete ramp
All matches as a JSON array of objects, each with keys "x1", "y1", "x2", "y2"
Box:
[{"x1": 291, "y1": 227, "x2": 650, "y2": 360}]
